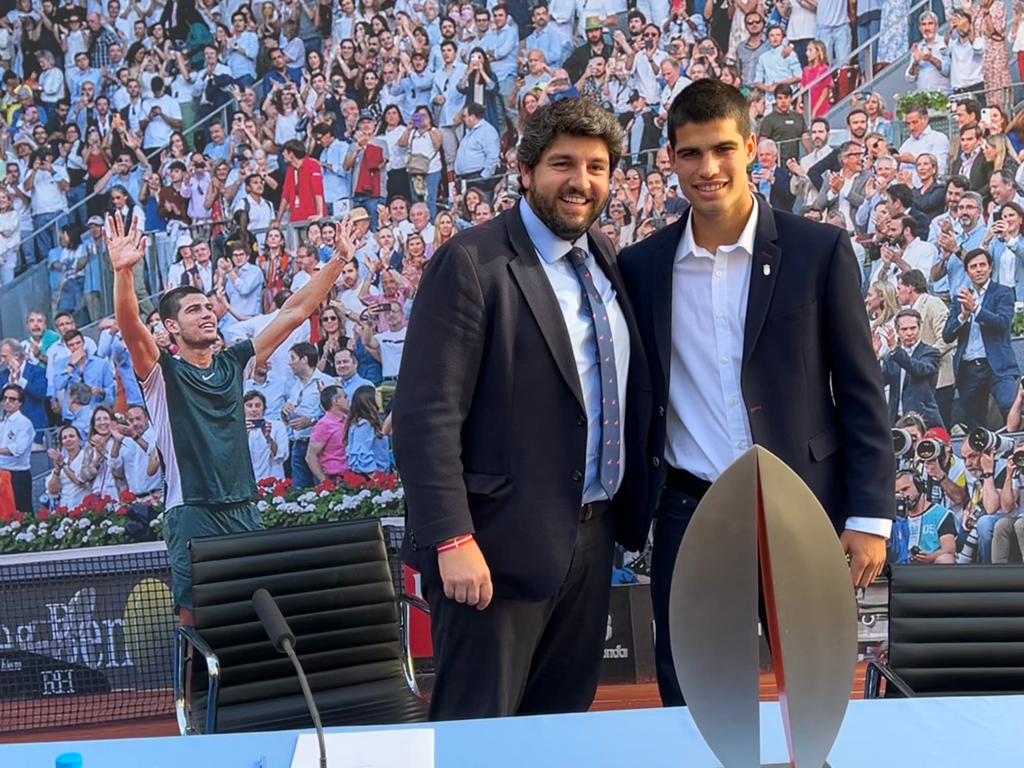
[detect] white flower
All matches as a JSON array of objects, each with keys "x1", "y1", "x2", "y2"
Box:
[
  {"x1": 319, "y1": 490, "x2": 330, "y2": 498},
  {"x1": 54, "y1": 530, "x2": 65, "y2": 540},
  {"x1": 108, "y1": 525, "x2": 125, "y2": 535},
  {"x1": 273, "y1": 495, "x2": 285, "y2": 505},
  {"x1": 257, "y1": 500, "x2": 269, "y2": 512},
  {"x1": 77, "y1": 518, "x2": 91, "y2": 530},
  {"x1": 101, "y1": 519, "x2": 112, "y2": 528},
  {"x1": 9, "y1": 521, "x2": 20, "y2": 530}
]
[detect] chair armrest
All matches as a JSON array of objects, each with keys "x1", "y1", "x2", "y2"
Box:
[
  {"x1": 400, "y1": 593, "x2": 430, "y2": 615},
  {"x1": 865, "y1": 659, "x2": 916, "y2": 699},
  {"x1": 177, "y1": 625, "x2": 223, "y2": 734}
]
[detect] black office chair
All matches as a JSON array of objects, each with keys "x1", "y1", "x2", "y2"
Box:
[
  {"x1": 174, "y1": 519, "x2": 429, "y2": 734},
  {"x1": 865, "y1": 565, "x2": 1024, "y2": 698}
]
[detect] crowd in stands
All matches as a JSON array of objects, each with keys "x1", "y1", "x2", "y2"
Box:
[{"x1": 1, "y1": 0, "x2": 1024, "y2": 568}]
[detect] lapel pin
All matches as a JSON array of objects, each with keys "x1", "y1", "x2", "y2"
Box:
[{"x1": 763, "y1": 264, "x2": 771, "y2": 277}]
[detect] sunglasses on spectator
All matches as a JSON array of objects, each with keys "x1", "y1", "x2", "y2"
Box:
[{"x1": 746, "y1": 18, "x2": 763, "y2": 25}]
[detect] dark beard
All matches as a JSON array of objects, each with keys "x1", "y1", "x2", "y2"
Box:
[{"x1": 525, "y1": 188, "x2": 607, "y2": 242}]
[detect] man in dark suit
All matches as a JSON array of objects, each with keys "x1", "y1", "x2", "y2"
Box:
[
  {"x1": 942, "y1": 248, "x2": 1020, "y2": 429},
  {"x1": 881, "y1": 309, "x2": 944, "y2": 428},
  {"x1": 624, "y1": 91, "x2": 663, "y2": 169},
  {"x1": 949, "y1": 124, "x2": 992, "y2": 196},
  {"x1": 0, "y1": 338, "x2": 47, "y2": 445},
  {"x1": 393, "y1": 98, "x2": 650, "y2": 720},
  {"x1": 618, "y1": 79, "x2": 894, "y2": 706}
]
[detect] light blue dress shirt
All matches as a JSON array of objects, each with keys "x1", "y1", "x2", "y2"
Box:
[{"x1": 519, "y1": 198, "x2": 631, "y2": 504}]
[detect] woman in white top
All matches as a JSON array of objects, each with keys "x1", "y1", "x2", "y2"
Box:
[
  {"x1": 0, "y1": 190, "x2": 20, "y2": 286},
  {"x1": 263, "y1": 86, "x2": 300, "y2": 150},
  {"x1": 80, "y1": 407, "x2": 124, "y2": 500},
  {"x1": 46, "y1": 425, "x2": 90, "y2": 511},
  {"x1": 37, "y1": 51, "x2": 65, "y2": 106},
  {"x1": 398, "y1": 106, "x2": 443, "y2": 217},
  {"x1": 379, "y1": 104, "x2": 410, "y2": 204}
]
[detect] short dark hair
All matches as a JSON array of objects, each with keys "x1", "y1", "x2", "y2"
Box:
[
  {"x1": 810, "y1": 117, "x2": 830, "y2": 132},
  {"x1": 54, "y1": 311, "x2": 74, "y2": 324},
  {"x1": 159, "y1": 285, "x2": 205, "y2": 322},
  {"x1": 243, "y1": 390, "x2": 266, "y2": 407},
  {"x1": 62, "y1": 329, "x2": 84, "y2": 344},
  {"x1": 960, "y1": 122, "x2": 980, "y2": 140},
  {"x1": 887, "y1": 183, "x2": 914, "y2": 210},
  {"x1": 895, "y1": 308, "x2": 922, "y2": 326},
  {"x1": 517, "y1": 97, "x2": 623, "y2": 172},
  {"x1": 2, "y1": 384, "x2": 24, "y2": 403},
  {"x1": 773, "y1": 83, "x2": 793, "y2": 97},
  {"x1": 847, "y1": 108, "x2": 867, "y2": 123},
  {"x1": 896, "y1": 214, "x2": 917, "y2": 235},
  {"x1": 963, "y1": 247, "x2": 992, "y2": 268},
  {"x1": 898, "y1": 269, "x2": 928, "y2": 294},
  {"x1": 319, "y1": 384, "x2": 343, "y2": 412},
  {"x1": 282, "y1": 138, "x2": 306, "y2": 159},
  {"x1": 289, "y1": 341, "x2": 318, "y2": 368},
  {"x1": 947, "y1": 174, "x2": 971, "y2": 191},
  {"x1": 957, "y1": 98, "x2": 982, "y2": 122},
  {"x1": 665, "y1": 79, "x2": 750, "y2": 149},
  {"x1": 465, "y1": 102, "x2": 485, "y2": 120}
]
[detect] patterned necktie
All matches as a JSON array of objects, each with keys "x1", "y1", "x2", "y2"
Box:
[{"x1": 566, "y1": 246, "x2": 620, "y2": 498}]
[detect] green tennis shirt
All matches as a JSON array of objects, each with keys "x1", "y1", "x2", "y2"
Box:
[{"x1": 141, "y1": 340, "x2": 257, "y2": 510}]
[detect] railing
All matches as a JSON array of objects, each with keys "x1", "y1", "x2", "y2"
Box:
[{"x1": 0, "y1": 78, "x2": 267, "y2": 340}]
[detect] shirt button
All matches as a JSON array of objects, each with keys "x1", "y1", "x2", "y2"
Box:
[
  {"x1": 720, "y1": 356, "x2": 729, "y2": 364},
  {"x1": 577, "y1": 415, "x2": 586, "y2": 426},
  {"x1": 735, "y1": 441, "x2": 744, "y2": 449},
  {"x1": 657, "y1": 406, "x2": 665, "y2": 417},
  {"x1": 652, "y1": 457, "x2": 661, "y2": 468},
  {"x1": 714, "y1": 271, "x2": 722, "y2": 278},
  {"x1": 571, "y1": 470, "x2": 583, "y2": 482},
  {"x1": 717, "y1": 312, "x2": 725, "y2": 320}
]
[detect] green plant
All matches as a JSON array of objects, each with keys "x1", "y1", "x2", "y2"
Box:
[{"x1": 895, "y1": 91, "x2": 949, "y2": 118}]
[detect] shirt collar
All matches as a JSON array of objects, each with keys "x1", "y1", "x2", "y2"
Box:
[
  {"x1": 679, "y1": 194, "x2": 759, "y2": 262},
  {"x1": 518, "y1": 197, "x2": 589, "y2": 264}
]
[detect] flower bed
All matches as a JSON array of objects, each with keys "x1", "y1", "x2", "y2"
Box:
[{"x1": 0, "y1": 472, "x2": 404, "y2": 555}]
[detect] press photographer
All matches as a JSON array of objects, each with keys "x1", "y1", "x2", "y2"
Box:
[
  {"x1": 893, "y1": 469, "x2": 956, "y2": 565},
  {"x1": 993, "y1": 443, "x2": 1024, "y2": 564},
  {"x1": 958, "y1": 429, "x2": 1012, "y2": 563}
]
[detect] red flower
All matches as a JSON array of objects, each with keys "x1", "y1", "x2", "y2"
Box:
[
  {"x1": 36, "y1": 508, "x2": 49, "y2": 521},
  {"x1": 120, "y1": 490, "x2": 137, "y2": 503},
  {"x1": 115, "y1": 505, "x2": 129, "y2": 517},
  {"x1": 341, "y1": 471, "x2": 366, "y2": 489},
  {"x1": 69, "y1": 506, "x2": 84, "y2": 519},
  {"x1": 315, "y1": 477, "x2": 336, "y2": 493}
]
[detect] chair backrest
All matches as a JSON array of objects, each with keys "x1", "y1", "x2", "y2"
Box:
[
  {"x1": 189, "y1": 519, "x2": 410, "y2": 730},
  {"x1": 888, "y1": 565, "x2": 1024, "y2": 696}
]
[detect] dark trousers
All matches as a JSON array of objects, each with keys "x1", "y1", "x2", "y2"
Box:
[
  {"x1": 957, "y1": 359, "x2": 1017, "y2": 429},
  {"x1": 10, "y1": 469, "x2": 32, "y2": 514},
  {"x1": 650, "y1": 483, "x2": 699, "y2": 707},
  {"x1": 936, "y1": 384, "x2": 955, "y2": 431},
  {"x1": 424, "y1": 508, "x2": 614, "y2": 720}
]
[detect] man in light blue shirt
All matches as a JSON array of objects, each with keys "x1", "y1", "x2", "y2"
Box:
[
  {"x1": 96, "y1": 322, "x2": 144, "y2": 407},
  {"x1": 227, "y1": 12, "x2": 259, "y2": 86},
  {"x1": 333, "y1": 348, "x2": 374, "y2": 401},
  {"x1": 314, "y1": 124, "x2": 351, "y2": 213},
  {"x1": 526, "y1": 3, "x2": 572, "y2": 70},
  {"x1": 932, "y1": 191, "x2": 988, "y2": 298},
  {"x1": 454, "y1": 104, "x2": 500, "y2": 181},
  {"x1": 225, "y1": 244, "x2": 265, "y2": 318},
  {"x1": 484, "y1": 4, "x2": 521, "y2": 123},
  {"x1": 392, "y1": 53, "x2": 435, "y2": 121},
  {"x1": 53, "y1": 330, "x2": 114, "y2": 420},
  {"x1": 905, "y1": 12, "x2": 950, "y2": 93},
  {"x1": 754, "y1": 26, "x2": 802, "y2": 108},
  {"x1": 67, "y1": 53, "x2": 102, "y2": 102}
]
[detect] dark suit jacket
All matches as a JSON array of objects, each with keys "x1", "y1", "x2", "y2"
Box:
[
  {"x1": 0, "y1": 362, "x2": 47, "y2": 435},
  {"x1": 757, "y1": 166, "x2": 796, "y2": 212},
  {"x1": 393, "y1": 204, "x2": 651, "y2": 601},
  {"x1": 942, "y1": 281, "x2": 1019, "y2": 380},
  {"x1": 618, "y1": 198, "x2": 895, "y2": 534},
  {"x1": 950, "y1": 153, "x2": 993, "y2": 196},
  {"x1": 882, "y1": 342, "x2": 943, "y2": 428}
]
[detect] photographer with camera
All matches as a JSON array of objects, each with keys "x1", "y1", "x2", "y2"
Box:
[
  {"x1": 894, "y1": 469, "x2": 957, "y2": 564},
  {"x1": 993, "y1": 442, "x2": 1024, "y2": 563},
  {"x1": 958, "y1": 431, "x2": 1010, "y2": 563},
  {"x1": 918, "y1": 427, "x2": 970, "y2": 510}
]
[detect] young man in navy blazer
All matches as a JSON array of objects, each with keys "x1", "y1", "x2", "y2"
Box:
[
  {"x1": 942, "y1": 248, "x2": 1020, "y2": 429},
  {"x1": 618, "y1": 79, "x2": 894, "y2": 706}
]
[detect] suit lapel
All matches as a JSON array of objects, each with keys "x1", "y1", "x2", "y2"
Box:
[
  {"x1": 650, "y1": 216, "x2": 685, "y2": 390},
  {"x1": 505, "y1": 207, "x2": 586, "y2": 409},
  {"x1": 743, "y1": 201, "x2": 783, "y2": 363}
]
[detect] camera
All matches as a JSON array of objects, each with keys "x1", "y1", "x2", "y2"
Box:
[
  {"x1": 892, "y1": 428, "x2": 914, "y2": 459},
  {"x1": 967, "y1": 427, "x2": 1014, "y2": 457},
  {"x1": 916, "y1": 438, "x2": 946, "y2": 464},
  {"x1": 249, "y1": 418, "x2": 265, "y2": 430},
  {"x1": 1013, "y1": 451, "x2": 1024, "y2": 470},
  {"x1": 895, "y1": 495, "x2": 910, "y2": 517}
]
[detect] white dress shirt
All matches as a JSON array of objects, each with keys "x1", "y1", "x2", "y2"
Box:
[
  {"x1": 248, "y1": 419, "x2": 289, "y2": 481},
  {"x1": 0, "y1": 410, "x2": 34, "y2": 471},
  {"x1": 668, "y1": 197, "x2": 891, "y2": 538},
  {"x1": 115, "y1": 426, "x2": 162, "y2": 494},
  {"x1": 519, "y1": 198, "x2": 631, "y2": 505}
]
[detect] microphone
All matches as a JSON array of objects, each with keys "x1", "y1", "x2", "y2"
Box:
[{"x1": 252, "y1": 589, "x2": 327, "y2": 768}]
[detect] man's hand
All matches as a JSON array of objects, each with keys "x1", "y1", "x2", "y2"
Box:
[
  {"x1": 438, "y1": 538, "x2": 492, "y2": 609},
  {"x1": 104, "y1": 212, "x2": 147, "y2": 273},
  {"x1": 840, "y1": 529, "x2": 887, "y2": 588},
  {"x1": 923, "y1": 458, "x2": 946, "y2": 481}
]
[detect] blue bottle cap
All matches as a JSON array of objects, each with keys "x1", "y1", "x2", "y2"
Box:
[{"x1": 55, "y1": 754, "x2": 83, "y2": 768}]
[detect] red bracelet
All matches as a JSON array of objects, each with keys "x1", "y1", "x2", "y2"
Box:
[{"x1": 436, "y1": 534, "x2": 474, "y2": 553}]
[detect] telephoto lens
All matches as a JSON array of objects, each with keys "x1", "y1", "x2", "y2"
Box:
[
  {"x1": 892, "y1": 428, "x2": 914, "y2": 458},
  {"x1": 968, "y1": 428, "x2": 1015, "y2": 457},
  {"x1": 916, "y1": 438, "x2": 945, "y2": 463}
]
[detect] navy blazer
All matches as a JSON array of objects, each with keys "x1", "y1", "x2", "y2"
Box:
[
  {"x1": 942, "y1": 281, "x2": 1019, "y2": 380},
  {"x1": 393, "y1": 203, "x2": 651, "y2": 601},
  {"x1": 882, "y1": 342, "x2": 944, "y2": 428},
  {"x1": 619, "y1": 197, "x2": 895, "y2": 535},
  {"x1": 0, "y1": 362, "x2": 47, "y2": 436}
]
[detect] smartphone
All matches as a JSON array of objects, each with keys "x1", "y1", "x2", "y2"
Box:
[
  {"x1": 251, "y1": 418, "x2": 266, "y2": 429},
  {"x1": 751, "y1": 162, "x2": 763, "y2": 176},
  {"x1": 981, "y1": 107, "x2": 996, "y2": 125}
]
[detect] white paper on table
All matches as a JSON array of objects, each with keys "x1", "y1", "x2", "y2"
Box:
[{"x1": 290, "y1": 728, "x2": 435, "y2": 768}]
